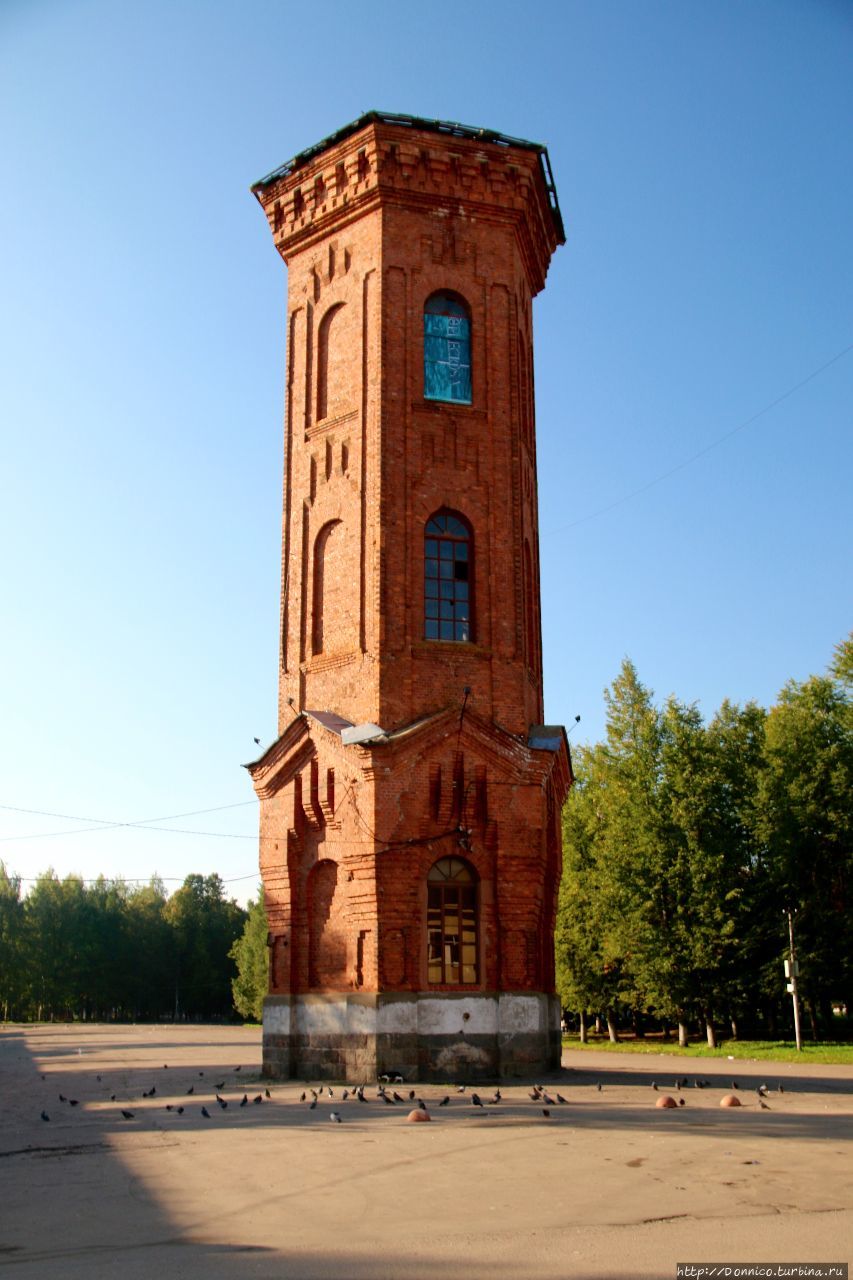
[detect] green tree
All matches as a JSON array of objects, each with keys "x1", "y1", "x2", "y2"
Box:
[
  {"x1": 0, "y1": 864, "x2": 24, "y2": 1020},
  {"x1": 164, "y1": 874, "x2": 246, "y2": 1019},
  {"x1": 229, "y1": 888, "x2": 268, "y2": 1021},
  {"x1": 758, "y1": 666, "x2": 853, "y2": 1032}
]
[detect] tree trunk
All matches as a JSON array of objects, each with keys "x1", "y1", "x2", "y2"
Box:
[
  {"x1": 677, "y1": 1019, "x2": 689, "y2": 1048},
  {"x1": 661, "y1": 1020, "x2": 671, "y2": 1042},
  {"x1": 606, "y1": 1010, "x2": 620, "y2": 1043},
  {"x1": 705, "y1": 1015, "x2": 717, "y2": 1049},
  {"x1": 806, "y1": 999, "x2": 818, "y2": 1042},
  {"x1": 579, "y1": 1010, "x2": 588, "y2": 1044},
  {"x1": 730, "y1": 1014, "x2": 738, "y2": 1041},
  {"x1": 632, "y1": 1009, "x2": 645, "y2": 1039},
  {"x1": 595, "y1": 1014, "x2": 602, "y2": 1036}
]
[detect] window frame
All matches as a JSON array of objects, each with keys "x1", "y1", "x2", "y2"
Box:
[
  {"x1": 426, "y1": 856, "x2": 479, "y2": 986},
  {"x1": 423, "y1": 291, "x2": 472, "y2": 406},
  {"x1": 424, "y1": 510, "x2": 475, "y2": 644}
]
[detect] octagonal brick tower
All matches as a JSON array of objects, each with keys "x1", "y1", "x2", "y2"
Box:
[{"x1": 247, "y1": 112, "x2": 572, "y2": 1082}]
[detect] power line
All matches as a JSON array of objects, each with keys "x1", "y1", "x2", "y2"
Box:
[
  {"x1": 0, "y1": 799, "x2": 258, "y2": 844},
  {"x1": 549, "y1": 339, "x2": 853, "y2": 534}
]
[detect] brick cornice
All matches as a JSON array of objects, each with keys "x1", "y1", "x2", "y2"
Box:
[{"x1": 254, "y1": 120, "x2": 562, "y2": 294}]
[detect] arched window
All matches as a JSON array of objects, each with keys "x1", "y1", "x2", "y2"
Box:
[
  {"x1": 424, "y1": 292, "x2": 472, "y2": 404},
  {"x1": 427, "y1": 857, "x2": 478, "y2": 985},
  {"x1": 424, "y1": 511, "x2": 473, "y2": 642},
  {"x1": 312, "y1": 519, "x2": 341, "y2": 654},
  {"x1": 316, "y1": 302, "x2": 344, "y2": 421}
]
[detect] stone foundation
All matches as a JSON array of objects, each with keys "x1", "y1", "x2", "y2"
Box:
[{"x1": 262, "y1": 991, "x2": 561, "y2": 1083}]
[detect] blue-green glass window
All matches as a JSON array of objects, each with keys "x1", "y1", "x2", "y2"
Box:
[
  {"x1": 424, "y1": 293, "x2": 472, "y2": 405},
  {"x1": 425, "y1": 512, "x2": 473, "y2": 642}
]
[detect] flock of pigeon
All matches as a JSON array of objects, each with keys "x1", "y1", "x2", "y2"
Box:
[
  {"x1": 37, "y1": 1066, "x2": 784, "y2": 1125},
  {"x1": 38, "y1": 1063, "x2": 271, "y2": 1124}
]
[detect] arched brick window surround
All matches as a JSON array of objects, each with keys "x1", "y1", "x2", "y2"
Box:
[
  {"x1": 427, "y1": 856, "x2": 479, "y2": 985},
  {"x1": 424, "y1": 510, "x2": 474, "y2": 642},
  {"x1": 424, "y1": 292, "x2": 472, "y2": 404}
]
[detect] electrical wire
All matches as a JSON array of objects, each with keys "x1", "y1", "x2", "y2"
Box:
[{"x1": 548, "y1": 339, "x2": 853, "y2": 534}]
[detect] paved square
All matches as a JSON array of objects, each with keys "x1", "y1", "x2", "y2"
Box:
[{"x1": 1, "y1": 1025, "x2": 850, "y2": 1278}]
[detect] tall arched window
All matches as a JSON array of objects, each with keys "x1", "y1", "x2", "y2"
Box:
[
  {"x1": 427, "y1": 857, "x2": 478, "y2": 984},
  {"x1": 424, "y1": 511, "x2": 473, "y2": 642},
  {"x1": 424, "y1": 292, "x2": 472, "y2": 404}
]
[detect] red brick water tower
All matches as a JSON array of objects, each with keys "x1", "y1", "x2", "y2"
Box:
[{"x1": 248, "y1": 112, "x2": 572, "y2": 1081}]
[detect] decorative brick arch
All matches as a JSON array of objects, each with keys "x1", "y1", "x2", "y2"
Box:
[{"x1": 307, "y1": 859, "x2": 347, "y2": 989}]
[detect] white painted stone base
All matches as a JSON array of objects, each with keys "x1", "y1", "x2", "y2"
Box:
[{"x1": 262, "y1": 991, "x2": 561, "y2": 1082}]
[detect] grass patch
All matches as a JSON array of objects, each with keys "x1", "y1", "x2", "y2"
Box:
[{"x1": 561, "y1": 1035, "x2": 853, "y2": 1065}]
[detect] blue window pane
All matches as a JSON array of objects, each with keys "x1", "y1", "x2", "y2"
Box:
[
  {"x1": 440, "y1": 580, "x2": 454, "y2": 599},
  {"x1": 425, "y1": 619, "x2": 439, "y2": 639},
  {"x1": 424, "y1": 311, "x2": 472, "y2": 405},
  {"x1": 456, "y1": 581, "x2": 468, "y2": 600},
  {"x1": 425, "y1": 579, "x2": 439, "y2": 599},
  {"x1": 426, "y1": 599, "x2": 439, "y2": 618},
  {"x1": 426, "y1": 539, "x2": 438, "y2": 557},
  {"x1": 440, "y1": 542, "x2": 453, "y2": 559},
  {"x1": 455, "y1": 541, "x2": 468, "y2": 559},
  {"x1": 439, "y1": 560, "x2": 453, "y2": 579},
  {"x1": 440, "y1": 620, "x2": 454, "y2": 640},
  {"x1": 440, "y1": 600, "x2": 454, "y2": 619}
]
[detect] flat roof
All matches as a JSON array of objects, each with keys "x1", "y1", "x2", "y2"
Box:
[{"x1": 252, "y1": 110, "x2": 563, "y2": 241}]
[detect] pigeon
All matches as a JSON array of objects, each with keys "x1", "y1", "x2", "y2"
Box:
[
  {"x1": 186, "y1": 1086, "x2": 194, "y2": 1095},
  {"x1": 121, "y1": 1110, "x2": 135, "y2": 1120},
  {"x1": 419, "y1": 1100, "x2": 428, "y2": 1112},
  {"x1": 254, "y1": 737, "x2": 261, "y2": 744},
  {"x1": 556, "y1": 1094, "x2": 567, "y2": 1104},
  {"x1": 110, "y1": 1094, "x2": 116, "y2": 1102},
  {"x1": 528, "y1": 1089, "x2": 540, "y2": 1101},
  {"x1": 341, "y1": 1089, "x2": 349, "y2": 1101},
  {"x1": 676, "y1": 1080, "x2": 682, "y2": 1091},
  {"x1": 96, "y1": 1075, "x2": 101, "y2": 1082},
  {"x1": 253, "y1": 1095, "x2": 263, "y2": 1104},
  {"x1": 176, "y1": 1106, "x2": 184, "y2": 1114},
  {"x1": 327, "y1": 1087, "x2": 334, "y2": 1098},
  {"x1": 731, "y1": 1081, "x2": 739, "y2": 1090},
  {"x1": 69, "y1": 1100, "x2": 79, "y2": 1107},
  {"x1": 757, "y1": 1084, "x2": 768, "y2": 1097},
  {"x1": 240, "y1": 1094, "x2": 248, "y2": 1107},
  {"x1": 163, "y1": 1065, "x2": 168, "y2": 1070},
  {"x1": 329, "y1": 1111, "x2": 342, "y2": 1123},
  {"x1": 408, "y1": 1090, "x2": 416, "y2": 1101},
  {"x1": 488, "y1": 1092, "x2": 501, "y2": 1105},
  {"x1": 456, "y1": 1084, "x2": 466, "y2": 1093},
  {"x1": 651, "y1": 1082, "x2": 658, "y2": 1091},
  {"x1": 309, "y1": 1099, "x2": 317, "y2": 1110},
  {"x1": 393, "y1": 1091, "x2": 405, "y2": 1103},
  {"x1": 300, "y1": 1092, "x2": 307, "y2": 1102},
  {"x1": 541, "y1": 1108, "x2": 551, "y2": 1118},
  {"x1": 148, "y1": 1086, "x2": 156, "y2": 1097},
  {"x1": 382, "y1": 1092, "x2": 395, "y2": 1105},
  {"x1": 439, "y1": 1096, "x2": 450, "y2": 1107},
  {"x1": 59, "y1": 1094, "x2": 67, "y2": 1102},
  {"x1": 265, "y1": 1089, "x2": 272, "y2": 1099},
  {"x1": 542, "y1": 1092, "x2": 555, "y2": 1106},
  {"x1": 215, "y1": 1082, "x2": 225, "y2": 1091},
  {"x1": 357, "y1": 1091, "x2": 368, "y2": 1104},
  {"x1": 41, "y1": 1111, "x2": 50, "y2": 1122},
  {"x1": 166, "y1": 1105, "x2": 174, "y2": 1112},
  {"x1": 199, "y1": 1072, "x2": 204, "y2": 1077},
  {"x1": 779, "y1": 1084, "x2": 785, "y2": 1094},
  {"x1": 678, "y1": 1098, "x2": 686, "y2": 1107},
  {"x1": 201, "y1": 1106, "x2": 211, "y2": 1118},
  {"x1": 471, "y1": 1093, "x2": 484, "y2": 1107},
  {"x1": 235, "y1": 1066, "x2": 242, "y2": 1073},
  {"x1": 760, "y1": 1101, "x2": 770, "y2": 1110},
  {"x1": 596, "y1": 1083, "x2": 603, "y2": 1092},
  {"x1": 216, "y1": 1095, "x2": 228, "y2": 1109},
  {"x1": 494, "y1": 1089, "x2": 502, "y2": 1102}
]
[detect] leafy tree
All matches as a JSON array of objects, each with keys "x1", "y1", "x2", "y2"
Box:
[
  {"x1": 230, "y1": 888, "x2": 268, "y2": 1021},
  {"x1": 0, "y1": 864, "x2": 24, "y2": 1020},
  {"x1": 164, "y1": 874, "x2": 246, "y2": 1019},
  {"x1": 758, "y1": 667, "x2": 853, "y2": 1032}
]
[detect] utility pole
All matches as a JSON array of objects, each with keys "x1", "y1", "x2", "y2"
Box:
[{"x1": 784, "y1": 908, "x2": 803, "y2": 1052}]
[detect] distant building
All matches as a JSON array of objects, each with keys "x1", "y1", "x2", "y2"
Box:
[{"x1": 247, "y1": 112, "x2": 572, "y2": 1081}]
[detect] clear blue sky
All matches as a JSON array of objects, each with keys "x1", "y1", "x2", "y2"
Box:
[{"x1": 2, "y1": 0, "x2": 850, "y2": 903}]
